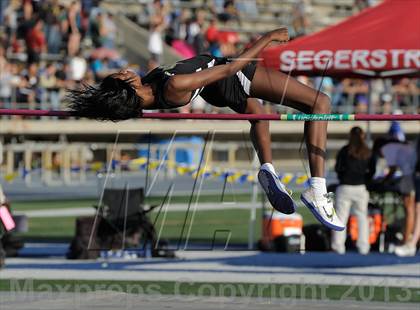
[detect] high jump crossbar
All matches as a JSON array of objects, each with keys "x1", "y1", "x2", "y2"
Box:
[{"x1": 0, "y1": 109, "x2": 419, "y2": 121}]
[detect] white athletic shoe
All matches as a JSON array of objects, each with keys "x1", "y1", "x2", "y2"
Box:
[
  {"x1": 301, "y1": 189, "x2": 345, "y2": 231},
  {"x1": 395, "y1": 244, "x2": 417, "y2": 257},
  {"x1": 258, "y1": 168, "x2": 296, "y2": 214}
]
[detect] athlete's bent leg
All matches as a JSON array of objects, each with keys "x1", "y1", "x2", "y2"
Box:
[
  {"x1": 250, "y1": 66, "x2": 344, "y2": 230},
  {"x1": 250, "y1": 66, "x2": 329, "y2": 177},
  {"x1": 245, "y1": 98, "x2": 272, "y2": 165},
  {"x1": 245, "y1": 98, "x2": 296, "y2": 214}
]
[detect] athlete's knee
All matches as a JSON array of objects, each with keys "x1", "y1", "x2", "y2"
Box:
[
  {"x1": 253, "y1": 103, "x2": 266, "y2": 114},
  {"x1": 247, "y1": 103, "x2": 267, "y2": 126},
  {"x1": 246, "y1": 98, "x2": 266, "y2": 119},
  {"x1": 314, "y1": 93, "x2": 331, "y2": 114},
  {"x1": 246, "y1": 99, "x2": 264, "y2": 113}
]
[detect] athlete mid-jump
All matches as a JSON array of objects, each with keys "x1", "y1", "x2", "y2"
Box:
[{"x1": 69, "y1": 27, "x2": 344, "y2": 231}]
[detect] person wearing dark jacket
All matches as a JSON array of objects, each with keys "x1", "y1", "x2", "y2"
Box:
[{"x1": 332, "y1": 127, "x2": 372, "y2": 254}]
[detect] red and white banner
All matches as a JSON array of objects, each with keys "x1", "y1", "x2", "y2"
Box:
[{"x1": 261, "y1": 0, "x2": 420, "y2": 78}]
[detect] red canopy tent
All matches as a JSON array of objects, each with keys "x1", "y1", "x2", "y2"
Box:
[{"x1": 260, "y1": 0, "x2": 420, "y2": 78}]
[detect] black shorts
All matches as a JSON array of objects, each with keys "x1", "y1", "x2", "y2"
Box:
[
  {"x1": 396, "y1": 175, "x2": 415, "y2": 196},
  {"x1": 415, "y1": 174, "x2": 420, "y2": 202},
  {"x1": 200, "y1": 61, "x2": 257, "y2": 113}
]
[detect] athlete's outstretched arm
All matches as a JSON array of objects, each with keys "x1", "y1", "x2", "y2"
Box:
[{"x1": 164, "y1": 28, "x2": 289, "y2": 103}]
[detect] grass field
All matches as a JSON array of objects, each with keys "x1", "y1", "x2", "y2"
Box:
[
  {"x1": 12, "y1": 193, "x2": 318, "y2": 243},
  {"x1": 11, "y1": 191, "x2": 404, "y2": 244},
  {"x1": 12, "y1": 193, "x2": 264, "y2": 211}
]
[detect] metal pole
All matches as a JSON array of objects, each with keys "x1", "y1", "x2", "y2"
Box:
[
  {"x1": 248, "y1": 153, "x2": 259, "y2": 250},
  {"x1": 366, "y1": 81, "x2": 372, "y2": 144}
]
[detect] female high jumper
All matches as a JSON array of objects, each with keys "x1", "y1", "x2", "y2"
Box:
[{"x1": 69, "y1": 27, "x2": 344, "y2": 231}]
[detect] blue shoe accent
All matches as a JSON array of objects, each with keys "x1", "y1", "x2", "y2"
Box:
[
  {"x1": 258, "y1": 169, "x2": 296, "y2": 214},
  {"x1": 301, "y1": 194, "x2": 345, "y2": 231}
]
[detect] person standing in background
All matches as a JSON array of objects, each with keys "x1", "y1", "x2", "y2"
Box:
[
  {"x1": 332, "y1": 127, "x2": 372, "y2": 254},
  {"x1": 25, "y1": 18, "x2": 47, "y2": 64},
  {"x1": 388, "y1": 121, "x2": 406, "y2": 142},
  {"x1": 0, "y1": 62, "x2": 14, "y2": 111},
  {"x1": 39, "y1": 62, "x2": 60, "y2": 111},
  {"x1": 372, "y1": 138, "x2": 417, "y2": 243},
  {"x1": 395, "y1": 137, "x2": 420, "y2": 257},
  {"x1": 69, "y1": 51, "x2": 87, "y2": 82},
  {"x1": 148, "y1": 0, "x2": 166, "y2": 64},
  {"x1": 101, "y1": 13, "x2": 117, "y2": 49},
  {"x1": 66, "y1": 1, "x2": 82, "y2": 57}
]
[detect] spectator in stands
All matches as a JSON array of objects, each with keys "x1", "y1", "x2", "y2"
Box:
[
  {"x1": 171, "y1": 8, "x2": 190, "y2": 42},
  {"x1": 90, "y1": 11, "x2": 102, "y2": 48},
  {"x1": 217, "y1": 31, "x2": 239, "y2": 57},
  {"x1": 25, "y1": 18, "x2": 47, "y2": 64},
  {"x1": 372, "y1": 138, "x2": 417, "y2": 243},
  {"x1": 355, "y1": 0, "x2": 377, "y2": 11},
  {"x1": 43, "y1": 3, "x2": 63, "y2": 55},
  {"x1": 90, "y1": 56, "x2": 117, "y2": 80},
  {"x1": 66, "y1": 1, "x2": 83, "y2": 57},
  {"x1": 188, "y1": 10, "x2": 207, "y2": 55},
  {"x1": 39, "y1": 62, "x2": 61, "y2": 111},
  {"x1": 292, "y1": 0, "x2": 309, "y2": 37},
  {"x1": 342, "y1": 78, "x2": 369, "y2": 112},
  {"x1": 393, "y1": 78, "x2": 420, "y2": 113},
  {"x1": 218, "y1": 0, "x2": 240, "y2": 24},
  {"x1": 148, "y1": 0, "x2": 166, "y2": 64},
  {"x1": 395, "y1": 138, "x2": 420, "y2": 256},
  {"x1": 0, "y1": 0, "x2": 415, "y2": 116},
  {"x1": 0, "y1": 62, "x2": 14, "y2": 110},
  {"x1": 205, "y1": 17, "x2": 223, "y2": 57},
  {"x1": 8, "y1": 63, "x2": 22, "y2": 104},
  {"x1": 23, "y1": 0, "x2": 34, "y2": 22},
  {"x1": 101, "y1": 13, "x2": 117, "y2": 49},
  {"x1": 0, "y1": 46, "x2": 6, "y2": 73},
  {"x1": 332, "y1": 127, "x2": 372, "y2": 255},
  {"x1": 380, "y1": 93, "x2": 393, "y2": 114},
  {"x1": 330, "y1": 79, "x2": 346, "y2": 112},
  {"x1": 55, "y1": 61, "x2": 71, "y2": 89},
  {"x1": 166, "y1": 8, "x2": 197, "y2": 58},
  {"x1": 210, "y1": 0, "x2": 225, "y2": 16},
  {"x1": 0, "y1": 0, "x2": 116, "y2": 111},
  {"x1": 370, "y1": 79, "x2": 385, "y2": 113},
  {"x1": 17, "y1": 0, "x2": 34, "y2": 45},
  {"x1": 69, "y1": 50, "x2": 87, "y2": 82},
  {"x1": 2, "y1": 2, "x2": 18, "y2": 51},
  {"x1": 355, "y1": 94, "x2": 368, "y2": 113},
  {"x1": 17, "y1": 62, "x2": 39, "y2": 108},
  {"x1": 236, "y1": 0, "x2": 258, "y2": 17},
  {"x1": 48, "y1": 20, "x2": 63, "y2": 55}
]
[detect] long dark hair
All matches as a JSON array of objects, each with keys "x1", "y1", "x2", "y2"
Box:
[
  {"x1": 67, "y1": 75, "x2": 142, "y2": 121},
  {"x1": 348, "y1": 126, "x2": 371, "y2": 160}
]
